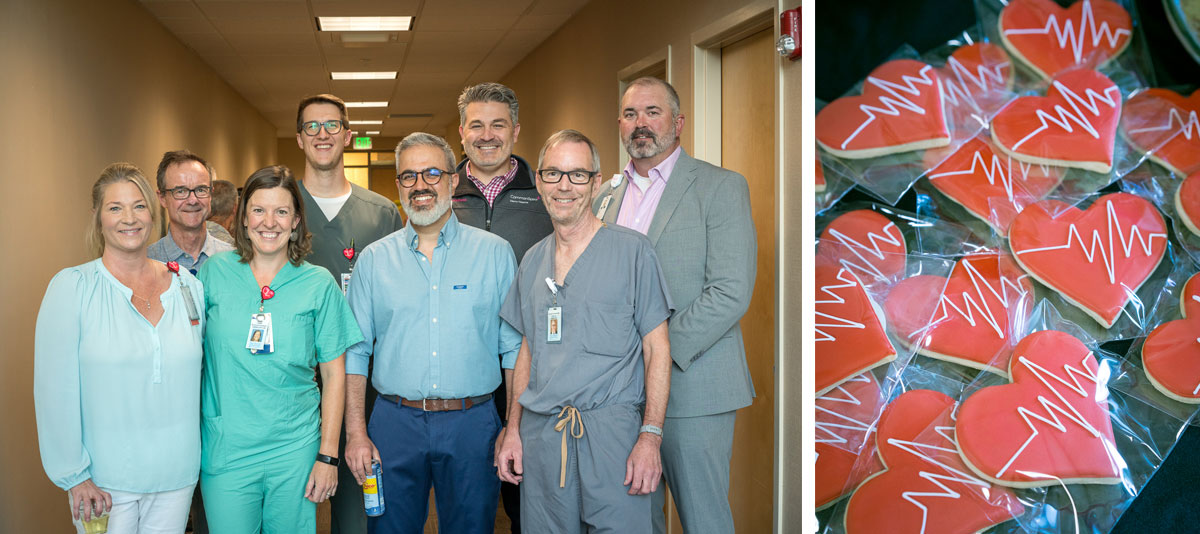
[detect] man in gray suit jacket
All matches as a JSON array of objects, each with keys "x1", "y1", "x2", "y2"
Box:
[{"x1": 592, "y1": 77, "x2": 756, "y2": 534}]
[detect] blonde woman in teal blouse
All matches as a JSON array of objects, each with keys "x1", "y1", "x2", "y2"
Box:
[{"x1": 34, "y1": 163, "x2": 205, "y2": 533}]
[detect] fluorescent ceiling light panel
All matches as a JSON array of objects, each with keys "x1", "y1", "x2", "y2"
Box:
[
  {"x1": 330, "y1": 71, "x2": 397, "y2": 80},
  {"x1": 366, "y1": 131, "x2": 381, "y2": 135},
  {"x1": 317, "y1": 17, "x2": 412, "y2": 32},
  {"x1": 345, "y1": 101, "x2": 389, "y2": 108},
  {"x1": 349, "y1": 120, "x2": 383, "y2": 125}
]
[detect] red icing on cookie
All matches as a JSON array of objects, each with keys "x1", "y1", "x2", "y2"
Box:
[
  {"x1": 816, "y1": 59, "x2": 951, "y2": 159},
  {"x1": 956, "y1": 330, "x2": 1121, "y2": 487},
  {"x1": 885, "y1": 254, "x2": 1034, "y2": 375},
  {"x1": 938, "y1": 43, "x2": 1014, "y2": 115},
  {"x1": 1142, "y1": 318, "x2": 1200, "y2": 404},
  {"x1": 844, "y1": 390, "x2": 1024, "y2": 533},
  {"x1": 1009, "y1": 193, "x2": 1168, "y2": 327},
  {"x1": 815, "y1": 265, "x2": 897, "y2": 396},
  {"x1": 1184, "y1": 272, "x2": 1200, "y2": 319},
  {"x1": 999, "y1": 0, "x2": 1132, "y2": 80},
  {"x1": 815, "y1": 373, "x2": 885, "y2": 510},
  {"x1": 1177, "y1": 173, "x2": 1200, "y2": 237},
  {"x1": 1122, "y1": 89, "x2": 1200, "y2": 177},
  {"x1": 817, "y1": 209, "x2": 907, "y2": 284},
  {"x1": 991, "y1": 69, "x2": 1122, "y2": 173},
  {"x1": 816, "y1": 151, "x2": 827, "y2": 193},
  {"x1": 925, "y1": 135, "x2": 1063, "y2": 234}
]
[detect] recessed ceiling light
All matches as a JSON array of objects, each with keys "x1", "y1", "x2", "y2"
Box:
[
  {"x1": 317, "y1": 16, "x2": 412, "y2": 32},
  {"x1": 345, "y1": 101, "x2": 388, "y2": 108},
  {"x1": 366, "y1": 131, "x2": 381, "y2": 135},
  {"x1": 331, "y1": 72, "x2": 397, "y2": 80},
  {"x1": 349, "y1": 120, "x2": 383, "y2": 125}
]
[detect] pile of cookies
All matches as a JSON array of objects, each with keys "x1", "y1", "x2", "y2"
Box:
[{"x1": 815, "y1": 0, "x2": 1200, "y2": 532}]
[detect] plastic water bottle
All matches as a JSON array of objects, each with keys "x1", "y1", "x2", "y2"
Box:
[{"x1": 363, "y1": 460, "x2": 385, "y2": 517}]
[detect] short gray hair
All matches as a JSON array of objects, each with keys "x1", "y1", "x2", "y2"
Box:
[
  {"x1": 395, "y1": 132, "x2": 457, "y2": 171},
  {"x1": 622, "y1": 77, "x2": 681, "y2": 118},
  {"x1": 537, "y1": 129, "x2": 601, "y2": 174},
  {"x1": 457, "y1": 82, "x2": 519, "y2": 126}
]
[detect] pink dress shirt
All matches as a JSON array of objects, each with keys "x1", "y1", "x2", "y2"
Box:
[{"x1": 616, "y1": 147, "x2": 683, "y2": 235}]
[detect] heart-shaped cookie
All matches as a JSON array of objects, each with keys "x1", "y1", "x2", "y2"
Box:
[
  {"x1": 816, "y1": 152, "x2": 827, "y2": 193},
  {"x1": 815, "y1": 265, "x2": 897, "y2": 396},
  {"x1": 816, "y1": 59, "x2": 951, "y2": 159},
  {"x1": 991, "y1": 68, "x2": 1122, "y2": 173},
  {"x1": 885, "y1": 254, "x2": 1034, "y2": 376},
  {"x1": 1009, "y1": 193, "x2": 1168, "y2": 328},
  {"x1": 939, "y1": 42, "x2": 1014, "y2": 115},
  {"x1": 925, "y1": 135, "x2": 1064, "y2": 234},
  {"x1": 999, "y1": 0, "x2": 1132, "y2": 80},
  {"x1": 956, "y1": 330, "x2": 1121, "y2": 487},
  {"x1": 1177, "y1": 172, "x2": 1200, "y2": 237},
  {"x1": 844, "y1": 389, "x2": 1024, "y2": 533},
  {"x1": 815, "y1": 373, "x2": 885, "y2": 510},
  {"x1": 1142, "y1": 273, "x2": 1200, "y2": 403},
  {"x1": 817, "y1": 210, "x2": 907, "y2": 285},
  {"x1": 1122, "y1": 89, "x2": 1200, "y2": 177}
]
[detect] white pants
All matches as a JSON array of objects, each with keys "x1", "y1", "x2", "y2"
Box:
[{"x1": 71, "y1": 485, "x2": 195, "y2": 534}]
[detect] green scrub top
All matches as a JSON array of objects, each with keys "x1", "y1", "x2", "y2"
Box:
[{"x1": 198, "y1": 251, "x2": 363, "y2": 473}]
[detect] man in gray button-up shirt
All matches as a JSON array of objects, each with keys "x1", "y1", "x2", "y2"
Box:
[{"x1": 147, "y1": 150, "x2": 232, "y2": 273}]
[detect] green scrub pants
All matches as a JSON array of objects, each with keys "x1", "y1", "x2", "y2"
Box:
[{"x1": 201, "y1": 441, "x2": 319, "y2": 534}]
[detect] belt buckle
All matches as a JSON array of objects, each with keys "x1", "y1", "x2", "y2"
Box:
[{"x1": 422, "y1": 398, "x2": 430, "y2": 411}]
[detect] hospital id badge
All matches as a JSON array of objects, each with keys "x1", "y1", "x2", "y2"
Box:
[
  {"x1": 341, "y1": 272, "x2": 352, "y2": 295},
  {"x1": 546, "y1": 306, "x2": 562, "y2": 344},
  {"x1": 247, "y1": 313, "x2": 273, "y2": 354}
]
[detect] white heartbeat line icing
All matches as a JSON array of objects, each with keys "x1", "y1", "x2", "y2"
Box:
[
  {"x1": 1013, "y1": 199, "x2": 1168, "y2": 285},
  {"x1": 1003, "y1": 0, "x2": 1131, "y2": 65},
  {"x1": 928, "y1": 148, "x2": 1056, "y2": 211},
  {"x1": 941, "y1": 55, "x2": 1010, "y2": 112},
  {"x1": 816, "y1": 374, "x2": 878, "y2": 446},
  {"x1": 908, "y1": 258, "x2": 1031, "y2": 341},
  {"x1": 815, "y1": 268, "x2": 869, "y2": 343},
  {"x1": 886, "y1": 425, "x2": 995, "y2": 533},
  {"x1": 1009, "y1": 79, "x2": 1121, "y2": 152},
  {"x1": 994, "y1": 351, "x2": 1103, "y2": 478},
  {"x1": 823, "y1": 222, "x2": 904, "y2": 282},
  {"x1": 1126, "y1": 106, "x2": 1200, "y2": 141},
  {"x1": 842, "y1": 65, "x2": 940, "y2": 149}
]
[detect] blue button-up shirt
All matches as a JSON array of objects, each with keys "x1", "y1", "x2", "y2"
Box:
[
  {"x1": 346, "y1": 213, "x2": 521, "y2": 399},
  {"x1": 147, "y1": 229, "x2": 233, "y2": 274}
]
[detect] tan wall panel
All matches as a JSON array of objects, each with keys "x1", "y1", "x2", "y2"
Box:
[
  {"x1": 0, "y1": 0, "x2": 276, "y2": 530},
  {"x1": 778, "y1": 2, "x2": 803, "y2": 530}
]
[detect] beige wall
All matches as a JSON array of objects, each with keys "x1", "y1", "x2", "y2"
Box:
[{"x1": 0, "y1": 0, "x2": 276, "y2": 530}]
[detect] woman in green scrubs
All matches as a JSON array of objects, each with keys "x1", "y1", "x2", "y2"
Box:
[{"x1": 198, "y1": 166, "x2": 363, "y2": 533}]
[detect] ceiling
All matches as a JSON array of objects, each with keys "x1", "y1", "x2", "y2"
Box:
[{"x1": 137, "y1": 0, "x2": 590, "y2": 138}]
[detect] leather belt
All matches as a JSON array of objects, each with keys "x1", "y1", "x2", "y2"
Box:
[{"x1": 381, "y1": 393, "x2": 492, "y2": 412}]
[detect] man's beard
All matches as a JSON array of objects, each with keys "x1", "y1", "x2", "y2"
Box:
[
  {"x1": 403, "y1": 189, "x2": 452, "y2": 226},
  {"x1": 623, "y1": 123, "x2": 676, "y2": 159}
]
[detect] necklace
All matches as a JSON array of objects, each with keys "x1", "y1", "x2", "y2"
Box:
[{"x1": 131, "y1": 293, "x2": 151, "y2": 311}]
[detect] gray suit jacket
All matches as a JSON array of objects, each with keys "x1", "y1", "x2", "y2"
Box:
[{"x1": 592, "y1": 150, "x2": 757, "y2": 417}]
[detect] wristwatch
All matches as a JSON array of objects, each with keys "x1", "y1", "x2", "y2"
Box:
[
  {"x1": 316, "y1": 453, "x2": 340, "y2": 467},
  {"x1": 639, "y1": 424, "x2": 663, "y2": 437}
]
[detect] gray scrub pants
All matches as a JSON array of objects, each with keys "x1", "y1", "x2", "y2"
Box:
[{"x1": 520, "y1": 403, "x2": 651, "y2": 534}]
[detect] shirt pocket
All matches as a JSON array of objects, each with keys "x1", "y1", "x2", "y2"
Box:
[
  {"x1": 580, "y1": 302, "x2": 637, "y2": 357},
  {"x1": 279, "y1": 313, "x2": 317, "y2": 366}
]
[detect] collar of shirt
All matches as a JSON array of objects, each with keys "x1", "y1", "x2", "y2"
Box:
[
  {"x1": 162, "y1": 229, "x2": 222, "y2": 264},
  {"x1": 403, "y1": 211, "x2": 461, "y2": 251},
  {"x1": 466, "y1": 157, "x2": 519, "y2": 191},
  {"x1": 621, "y1": 146, "x2": 683, "y2": 188}
]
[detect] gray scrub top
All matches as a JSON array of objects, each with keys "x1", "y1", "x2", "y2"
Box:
[
  {"x1": 299, "y1": 181, "x2": 405, "y2": 281},
  {"x1": 501, "y1": 224, "x2": 673, "y2": 415}
]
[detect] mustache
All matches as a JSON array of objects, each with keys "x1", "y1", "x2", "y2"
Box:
[
  {"x1": 407, "y1": 188, "x2": 437, "y2": 201},
  {"x1": 630, "y1": 127, "x2": 656, "y2": 140}
]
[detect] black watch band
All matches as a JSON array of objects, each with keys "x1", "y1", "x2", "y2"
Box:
[{"x1": 316, "y1": 453, "x2": 340, "y2": 467}]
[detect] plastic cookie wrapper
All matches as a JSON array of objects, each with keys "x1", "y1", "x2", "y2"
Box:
[
  {"x1": 1119, "y1": 86, "x2": 1200, "y2": 180},
  {"x1": 814, "y1": 117, "x2": 858, "y2": 215},
  {"x1": 1121, "y1": 165, "x2": 1200, "y2": 266}
]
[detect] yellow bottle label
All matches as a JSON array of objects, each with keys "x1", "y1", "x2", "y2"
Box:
[{"x1": 363, "y1": 478, "x2": 378, "y2": 495}]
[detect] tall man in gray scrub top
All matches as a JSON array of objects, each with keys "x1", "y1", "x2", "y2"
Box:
[
  {"x1": 497, "y1": 130, "x2": 673, "y2": 534},
  {"x1": 592, "y1": 77, "x2": 757, "y2": 534},
  {"x1": 148, "y1": 150, "x2": 233, "y2": 273},
  {"x1": 344, "y1": 132, "x2": 521, "y2": 534},
  {"x1": 294, "y1": 94, "x2": 405, "y2": 534},
  {"x1": 452, "y1": 82, "x2": 553, "y2": 533}
]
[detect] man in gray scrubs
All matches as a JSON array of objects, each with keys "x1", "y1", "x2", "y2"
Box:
[{"x1": 496, "y1": 130, "x2": 673, "y2": 533}]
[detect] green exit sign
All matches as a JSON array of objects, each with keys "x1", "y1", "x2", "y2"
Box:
[{"x1": 353, "y1": 136, "x2": 373, "y2": 150}]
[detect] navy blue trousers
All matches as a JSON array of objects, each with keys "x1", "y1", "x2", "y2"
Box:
[{"x1": 367, "y1": 396, "x2": 501, "y2": 534}]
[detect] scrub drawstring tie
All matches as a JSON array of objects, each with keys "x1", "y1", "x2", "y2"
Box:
[{"x1": 554, "y1": 405, "x2": 585, "y2": 488}]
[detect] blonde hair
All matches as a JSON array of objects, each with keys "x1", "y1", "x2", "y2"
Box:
[{"x1": 86, "y1": 162, "x2": 159, "y2": 258}]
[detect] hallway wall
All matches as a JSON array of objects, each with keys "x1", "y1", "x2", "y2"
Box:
[{"x1": 0, "y1": 0, "x2": 277, "y2": 530}]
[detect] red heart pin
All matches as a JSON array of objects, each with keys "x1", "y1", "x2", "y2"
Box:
[
  {"x1": 956, "y1": 330, "x2": 1121, "y2": 487},
  {"x1": 999, "y1": 0, "x2": 1132, "y2": 79},
  {"x1": 261, "y1": 286, "x2": 275, "y2": 301},
  {"x1": 1178, "y1": 173, "x2": 1200, "y2": 237},
  {"x1": 991, "y1": 68, "x2": 1122, "y2": 173},
  {"x1": 1122, "y1": 89, "x2": 1200, "y2": 177},
  {"x1": 1141, "y1": 273, "x2": 1200, "y2": 403},
  {"x1": 343, "y1": 247, "x2": 355, "y2": 261},
  {"x1": 884, "y1": 253, "x2": 1034, "y2": 376},
  {"x1": 844, "y1": 390, "x2": 1024, "y2": 533},
  {"x1": 166, "y1": 261, "x2": 180, "y2": 274},
  {"x1": 1009, "y1": 192, "x2": 1168, "y2": 328},
  {"x1": 816, "y1": 59, "x2": 950, "y2": 159},
  {"x1": 815, "y1": 373, "x2": 884, "y2": 510},
  {"x1": 815, "y1": 265, "x2": 896, "y2": 396}
]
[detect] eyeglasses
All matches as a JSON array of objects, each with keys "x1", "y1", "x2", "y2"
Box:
[
  {"x1": 163, "y1": 185, "x2": 212, "y2": 200},
  {"x1": 300, "y1": 120, "x2": 347, "y2": 136},
  {"x1": 397, "y1": 168, "x2": 449, "y2": 188},
  {"x1": 537, "y1": 169, "x2": 597, "y2": 185}
]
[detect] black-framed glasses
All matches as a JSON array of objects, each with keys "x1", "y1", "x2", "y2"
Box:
[
  {"x1": 300, "y1": 120, "x2": 347, "y2": 136},
  {"x1": 163, "y1": 185, "x2": 212, "y2": 200},
  {"x1": 537, "y1": 169, "x2": 597, "y2": 185},
  {"x1": 397, "y1": 168, "x2": 449, "y2": 188}
]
